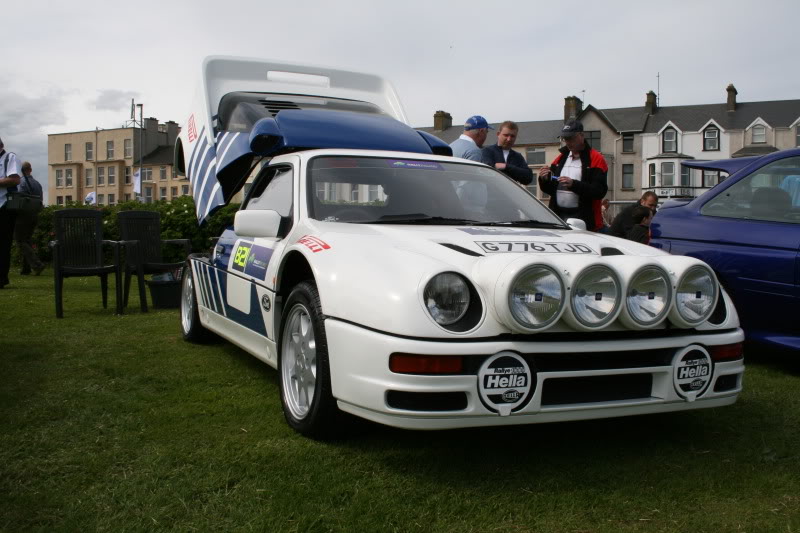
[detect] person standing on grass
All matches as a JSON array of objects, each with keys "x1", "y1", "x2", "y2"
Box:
[
  {"x1": 15, "y1": 161, "x2": 45, "y2": 275},
  {"x1": 0, "y1": 136, "x2": 21, "y2": 289}
]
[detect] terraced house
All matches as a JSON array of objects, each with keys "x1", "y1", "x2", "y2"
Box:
[
  {"x1": 421, "y1": 85, "x2": 800, "y2": 213},
  {"x1": 47, "y1": 117, "x2": 185, "y2": 206}
]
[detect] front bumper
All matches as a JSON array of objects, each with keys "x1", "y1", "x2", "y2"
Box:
[{"x1": 325, "y1": 319, "x2": 745, "y2": 430}]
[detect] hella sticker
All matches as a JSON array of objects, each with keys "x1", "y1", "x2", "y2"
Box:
[
  {"x1": 477, "y1": 352, "x2": 534, "y2": 416},
  {"x1": 672, "y1": 347, "x2": 713, "y2": 401}
]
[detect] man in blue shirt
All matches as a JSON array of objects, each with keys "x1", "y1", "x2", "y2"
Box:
[
  {"x1": 0, "y1": 136, "x2": 21, "y2": 288},
  {"x1": 15, "y1": 161, "x2": 45, "y2": 275},
  {"x1": 449, "y1": 115, "x2": 492, "y2": 161}
]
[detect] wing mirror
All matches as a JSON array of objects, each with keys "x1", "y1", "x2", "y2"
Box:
[
  {"x1": 234, "y1": 210, "x2": 283, "y2": 238},
  {"x1": 566, "y1": 218, "x2": 587, "y2": 231}
]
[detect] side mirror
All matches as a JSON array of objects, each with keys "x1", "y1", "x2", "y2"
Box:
[
  {"x1": 565, "y1": 218, "x2": 587, "y2": 231},
  {"x1": 234, "y1": 209, "x2": 283, "y2": 238}
]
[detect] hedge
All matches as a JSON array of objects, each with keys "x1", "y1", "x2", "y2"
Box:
[{"x1": 12, "y1": 196, "x2": 240, "y2": 268}]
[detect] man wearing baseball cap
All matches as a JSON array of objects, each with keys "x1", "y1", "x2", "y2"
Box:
[
  {"x1": 0, "y1": 136, "x2": 22, "y2": 288},
  {"x1": 449, "y1": 115, "x2": 492, "y2": 161},
  {"x1": 537, "y1": 120, "x2": 608, "y2": 230}
]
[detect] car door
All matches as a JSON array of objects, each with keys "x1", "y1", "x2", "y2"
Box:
[
  {"x1": 212, "y1": 162, "x2": 296, "y2": 342},
  {"x1": 660, "y1": 155, "x2": 800, "y2": 338}
]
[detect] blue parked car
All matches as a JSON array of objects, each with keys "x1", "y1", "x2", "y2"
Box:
[{"x1": 650, "y1": 148, "x2": 800, "y2": 353}]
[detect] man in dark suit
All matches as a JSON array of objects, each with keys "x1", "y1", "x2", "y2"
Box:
[{"x1": 481, "y1": 121, "x2": 533, "y2": 185}]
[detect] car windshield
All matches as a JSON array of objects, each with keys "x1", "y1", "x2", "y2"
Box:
[{"x1": 307, "y1": 156, "x2": 566, "y2": 227}]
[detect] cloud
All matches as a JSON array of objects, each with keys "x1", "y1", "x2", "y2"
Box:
[{"x1": 90, "y1": 89, "x2": 141, "y2": 112}]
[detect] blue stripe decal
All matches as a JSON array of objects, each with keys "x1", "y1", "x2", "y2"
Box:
[{"x1": 221, "y1": 279, "x2": 267, "y2": 337}]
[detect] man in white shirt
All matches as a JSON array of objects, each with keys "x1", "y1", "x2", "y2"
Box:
[
  {"x1": 449, "y1": 115, "x2": 492, "y2": 161},
  {"x1": 0, "y1": 136, "x2": 22, "y2": 288}
]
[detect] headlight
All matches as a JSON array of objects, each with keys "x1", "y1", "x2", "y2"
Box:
[
  {"x1": 570, "y1": 265, "x2": 620, "y2": 328},
  {"x1": 424, "y1": 272, "x2": 470, "y2": 326},
  {"x1": 675, "y1": 266, "x2": 717, "y2": 325},
  {"x1": 508, "y1": 265, "x2": 564, "y2": 329},
  {"x1": 626, "y1": 266, "x2": 671, "y2": 326}
]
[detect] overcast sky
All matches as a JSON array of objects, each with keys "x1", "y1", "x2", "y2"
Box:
[{"x1": 3, "y1": 0, "x2": 799, "y2": 199}]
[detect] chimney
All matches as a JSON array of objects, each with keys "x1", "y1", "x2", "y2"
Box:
[
  {"x1": 564, "y1": 96, "x2": 583, "y2": 122},
  {"x1": 645, "y1": 91, "x2": 657, "y2": 114},
  {"x1": 726, "y1": 84, "x2": 738, "y2": 111},
  {"x1": 433, "y1": 110, "x2": 452, "y2": 131},
  {"x1": 166, "y1": 120, "x2": 180, "y2": 145}
]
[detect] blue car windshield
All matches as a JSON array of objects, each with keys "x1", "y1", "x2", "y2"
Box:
[{"x1": 306, "y1": 156, "x2": 566, "y2": 227}]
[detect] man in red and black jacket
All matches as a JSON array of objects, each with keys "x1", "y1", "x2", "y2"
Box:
[{"x1": 537, "y1": 120, "x2": 608, "y2": 231}]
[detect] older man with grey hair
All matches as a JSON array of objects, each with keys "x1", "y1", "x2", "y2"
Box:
[
  {"x1": 449, "y1": 115, "x2": 492, "y2": 161},
  {"x1": 0, "y1": 136, "x2": 22, "y2": 288}
]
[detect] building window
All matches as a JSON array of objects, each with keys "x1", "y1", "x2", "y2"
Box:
[
  {"x1": 648, "y1": 164, "x2": 656, "y2": 187},
  {"x1": 681, "y1": 166, "x2": 691, "y2": 186},
  {"x1": 703, "y1": 127, "x2": 719, "y2": 151},
  {"x1": 124, "y1": 193, "x2": 131, "y2": 202},
  {"x1": 55, "y1": 169, "x2": 63, "y2": 187},
  {"x1": 622, "y1": 133, "x2": 634, "y2": 153},
  {"x1": 125, "y1": 166, "x2": 131, "y2": 184},
  {"x1": 703, "y1": 170, "x2": 719, "y2": 187},
  {"x1": 160, "y1": 187, "x2": 167, "y2": 201},
  {"x1": 160, "y1": 166, "x2": 167, "y2": 180},
  {"x1": 108, "y1": 167, "x2": 116, "y2": 185},
  {"x1": 124, "y1": 139, "x2": 132, "y2": 158},
  {"x1": 97, "y1": 194, "x2": 105, "y2": 206},
  {"x1": 350, "y1": 184, "x2": 359, "y2": 202},
  {"x1": 142, "y1": 168, "x2": 152, "y2": 182},
  {"x1": 97, "y1": 167, "x2": 105, "y2": 185},
  {"x1": 525, "y1": 147, "x2": 546, "y2": 165},
  {"x1": 85, "y1": 142, "x2": 94, "y2": 160},
  {"x1": 622, "y1": 164, "x2": 634, "y2": 189},
  {"x1": 662, "y1": 128, "x2": 677, "y2": 153},
  {"x1": 182, "y1": 185, "x2": 189, "y2": 196},
  {"x1": 661, "y1": 162, "x2": 675, "y2": 186},
  {"x1": 144, "y1": 187, "x2": 153, "y2": 203},
  {"x1": 171, "y1": 186, "x2": 178, "y2": 198},
  {"x1": 752, "y1": 124, "x2": 766, "y2": 144},
  {"x1": 106, "y1": 140, "x2": 114, "y2": 159},
  {"x1": 108, "y1": 194, "x2": 115, "y2": 205},
  {"x1": 65, "y1": 144, "x2": 72, "y2": 161},
  {"x1": 585, "y1": 131, "x2": 601, "y2": 148},
  {"x1": 65, "y1": 195, "x2": 73, "y2": 203},
  {"x1": 65, "y1": 169, "x2": 73, "y2": 187},
  {"x1": 85, "y1": 168, "x2": 93, "y2": 187},
  {"x1": 56, "y1": 196, "x2": 64, "y2": 206}
]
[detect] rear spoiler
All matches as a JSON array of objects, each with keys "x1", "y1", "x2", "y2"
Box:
[{"x1": 680, "y1": 156, "x2": 759, "y2": 175}]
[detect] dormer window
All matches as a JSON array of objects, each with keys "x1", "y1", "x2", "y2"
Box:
[
  {"x1": 752, "y1": 124, "x2": 766, "y2": 144},
  {"x1": 703, "y1": 126, "x2": 719, "y2": 151},
  {"x1": 662, "y1": 128, "x2": 677, "y2": 153}
]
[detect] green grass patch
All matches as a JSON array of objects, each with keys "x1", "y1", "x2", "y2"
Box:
[{"x1": 1, "y1": 271, "x2": 799, "y2": 532}]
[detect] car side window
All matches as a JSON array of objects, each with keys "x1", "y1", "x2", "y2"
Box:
[
  {"x1": 245, "y1": 166, "x2": 293, "y2": 217},
  {"x1": 701, "y1": 156, "x2": 800, "y2": 224}
]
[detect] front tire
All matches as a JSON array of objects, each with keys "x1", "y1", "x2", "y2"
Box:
[
  {"x1": 180, "y1": 264, "x2": 211, "y2": 342},
  {"x1": 278, "y1": 281, "x2": 342, "y2": 438}
]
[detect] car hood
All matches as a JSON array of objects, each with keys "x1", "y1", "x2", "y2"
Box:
[{"x1": 291, "y1": 221, "x2": 668, "y2": 338}]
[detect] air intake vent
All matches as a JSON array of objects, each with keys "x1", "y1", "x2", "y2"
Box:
[
  {"x1": 600, "y1": 247, "x2": 624, "y2": 256},
  {"x1": 258, "y1": 100, "x2": 301, "y2": 117},
  {"x1": 439, "y1": 243, "x2": 483, "y2": 257}
]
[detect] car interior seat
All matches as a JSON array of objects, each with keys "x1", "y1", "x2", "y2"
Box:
[{"x1": 750, "y1": 186, "x2": 792, "y2": 220}]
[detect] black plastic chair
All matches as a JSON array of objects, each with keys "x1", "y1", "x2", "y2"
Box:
[
  {"x1": 118, "y1": 210, "x2": 190, "y2": 312},
  {"x1": 50, "y1": 209, "x2": 123, "y2": 318}
]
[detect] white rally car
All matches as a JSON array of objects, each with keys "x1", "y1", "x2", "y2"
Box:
[{"x1": 176, "y1": 57, "x2": 745, "y2": 438}]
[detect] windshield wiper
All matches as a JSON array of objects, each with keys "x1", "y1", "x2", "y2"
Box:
[
  {"x1": 472, "y1": 220, "x2": 568, "y2": 228},
  {"x1": 357, "y1": 214, "x2": 484, "y2": 225}
]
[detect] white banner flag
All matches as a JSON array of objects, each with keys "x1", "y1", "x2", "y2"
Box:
[
  {"x1": 133, "y1": 169, "x2": 141, "y2": 194},
  {"x1": 84, "y1": 191, "x2": 96, "y2": 205}
]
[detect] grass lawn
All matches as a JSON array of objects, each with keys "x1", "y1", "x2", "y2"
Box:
[{"x1": 1, "y1": 269, "x2": 798, "y2": 532}]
